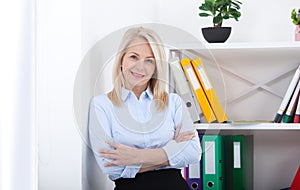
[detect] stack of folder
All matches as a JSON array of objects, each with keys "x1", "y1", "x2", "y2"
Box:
[
  {"x1": 184, "y1": 134, "x2": 253, "y2": 190},
  {"x1": 175, "y1": 57, "x2": 228, "y2": 123},
  {"x1": 274, "y1": 65, "x2": 300, "y2": 123}
]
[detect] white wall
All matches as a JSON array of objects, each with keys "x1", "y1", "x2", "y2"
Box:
[
  {"x1": 37, "y1": 0, "x2": 81, "y2": 190},
  {"x1": 82, "y1": 0, "x2": 300, "y2": 51},
  {"x1": 0, "y1": 1, "x2": 36, "y2": 190},
  {"x1": 37, "y1": 0, "x2": 300, "y2": 190}
]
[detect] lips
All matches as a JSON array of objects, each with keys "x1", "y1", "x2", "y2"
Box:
[{"x1": 131, "y1": 71, "x2": 145, "y2": 79}]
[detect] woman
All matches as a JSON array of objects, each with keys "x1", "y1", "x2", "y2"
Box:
[{"x1": 88, "y1": 26, "x2": 201, "y2": 190}]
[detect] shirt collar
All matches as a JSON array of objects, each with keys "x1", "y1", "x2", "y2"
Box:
[
  {"x1": 144, "y1": 87, "x2": 153, "y2": 100},
  {"x1": 121, "y1": 86, "x2": 153, "y2": 101},
  {"x1": 121, "y1": 87, "x2": 131, "y2": 101}
]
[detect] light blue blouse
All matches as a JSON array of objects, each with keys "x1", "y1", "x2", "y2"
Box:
[{"x1": 88, "y1": 87, "x2": 201, "y2": 181}]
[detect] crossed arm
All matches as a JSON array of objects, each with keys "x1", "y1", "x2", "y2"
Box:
[
  {"x1": 99, "y1": 124, "x2": 195, "y2": 173},
  {"x1": 89, "y1": 95, "x2": 202, "y2": 179}
]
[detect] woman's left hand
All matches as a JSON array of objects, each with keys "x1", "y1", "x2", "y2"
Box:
[
  {"x1": 173, "y1": 123, "x2": 195, "y2": 143},
  {"x1": 99, "y1": 141, "x2": 141, "y2": 167}
]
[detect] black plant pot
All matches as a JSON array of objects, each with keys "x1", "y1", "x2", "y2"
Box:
[{"x1": 201, "y1": 27, "x2": 232, "y2": 43}]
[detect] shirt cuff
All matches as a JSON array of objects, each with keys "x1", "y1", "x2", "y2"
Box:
[
  {"x1": 120, "y1": 164, "x2": 142, "y2": 178},
  {"x1": 162, "y1": 140, "x2": 189, "y2": 166}
]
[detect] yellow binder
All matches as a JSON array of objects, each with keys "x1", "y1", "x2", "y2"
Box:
[
  {"x1": 180, "y1": 58, "x2": 216, "y2": 123},
  {"x1": 191, "y1": 57, "x2": 228, "y2": 123}
]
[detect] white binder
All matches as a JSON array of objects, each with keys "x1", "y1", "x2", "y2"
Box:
[{"x1": 169, "y1": 57, "x2": 203, "y2": 123}]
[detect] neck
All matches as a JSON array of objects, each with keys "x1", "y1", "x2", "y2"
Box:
[
  {"x1": 132, "y1": 85, "x2": 147, "y2": 100},
  {"x1": 124, "y1": 81, "x2": 148, "y2": 100}
]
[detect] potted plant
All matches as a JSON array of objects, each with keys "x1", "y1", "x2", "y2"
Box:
[
  {"x1": 198, "y1": 0, "x2": 242, "y2": 43},
  {"x1": 291, "y1": 8, "x2": 300, "y2": 41}
]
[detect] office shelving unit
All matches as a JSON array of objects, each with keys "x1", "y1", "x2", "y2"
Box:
[{"x1": 170, "y1": 42, "x2": 300, "y2": 190}]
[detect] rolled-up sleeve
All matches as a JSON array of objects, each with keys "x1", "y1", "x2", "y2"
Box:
[
  {"x1": 88, "y1": 96, "x2": 141, "y2": 180},
  {"x1": 162, "y1": 95, "x2": 202, "y2": 168}
]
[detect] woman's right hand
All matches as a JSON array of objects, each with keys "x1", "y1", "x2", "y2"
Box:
[{"x1": 173, "y1": 123, "x2": 195, "y2": 143}]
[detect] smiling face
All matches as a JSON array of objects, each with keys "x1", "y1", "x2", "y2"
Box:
[{"x1": 121, "y1": 37, "x2": 156, "y2": 95}]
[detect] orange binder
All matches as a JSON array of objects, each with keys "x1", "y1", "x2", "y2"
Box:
[
  {"x1": 180, "y1": 57, "x2": 216, "y2": 123},
  {"x1": 191, "y1": 57, "x2": 228, "y2": 123}
]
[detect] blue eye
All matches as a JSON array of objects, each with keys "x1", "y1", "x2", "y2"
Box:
[{"x1": 145, "y1": 58, "x2": 155, "y2": 64}]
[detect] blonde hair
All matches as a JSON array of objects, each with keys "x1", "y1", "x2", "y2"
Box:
[{"x1": 108, "y1": 27, "x2": 168, "y2": 110}]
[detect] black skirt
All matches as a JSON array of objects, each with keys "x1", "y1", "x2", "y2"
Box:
[{"x1": 114, "y1": 168, "x2": 189, "y2": 190}]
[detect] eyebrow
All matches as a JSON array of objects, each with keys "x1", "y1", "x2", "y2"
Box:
[{"x1": 127, "y1": 51, "x2": 154, "y2": 58}]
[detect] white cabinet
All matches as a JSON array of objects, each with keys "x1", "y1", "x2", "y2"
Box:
[{"x1": 170, "y1": 42, "x2": 300, "y2": 190}]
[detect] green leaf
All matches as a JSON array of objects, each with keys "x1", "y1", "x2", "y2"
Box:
[
  {"x1": 231, "y1": 11, "x2": 241, "y2": 20},
  {"x1": 223, "y1": 14, "x2": 230, "y2": 19},
  {"x1": 199, "y1": 4, "x2": 208, "y2": 11},
  {"x1": 291, "y1": 9, "x2": 296, "y2": 19},
  {"x1": 233, "y1": 0, "x2": 242, "y2": 5},
  {"x1": 297, "y1": 17, "x2": 300, "y2": 25},
  {"x1": 229, "y1": 8, "x2": 238, "y2": 12},
  {"x1": 206, "y1": 2, "x2": 215, "y2": 12},
  {"x1": 238, "y1": 1, "x2": 242, "y2": 5},
  {"x1": 229, "y1": 8, "x2": 241, "y2": 18},
  {"x1": 213, "y1": 16, "x2": 223, "y2": 25},
  {"x1": 216, "y1": 0, "x2": 226, "y2": 7},
  {"x1": 199, "y1": 13, "x2": 211, "y2": 17},
  {"x1": 205, "y1": 0, "x2": 214, "y2": 3},
  {"x1": 231, "y1": 2, "x2": 241, "y2": 9},
  {"x1": 199, "y1": 2, "x2": 214, "y2": 13}
]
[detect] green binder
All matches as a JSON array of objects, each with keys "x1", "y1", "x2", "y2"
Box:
[
  {"x1": 202, "y1": 135, "x2": 225, "y2": 190},
  {"x1": 225, "y1": 135, "x2": 253, "y2": 190},
  {"x1": 232, "y1": 135, "x2": 244, "y2": 190}
]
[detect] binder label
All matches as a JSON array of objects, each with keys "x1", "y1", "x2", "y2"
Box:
[
  {"x1": 188, "y1": 162, "x2": 201, "y2": 178},
  {"x1": 197, "y1": 66, "x2": 212, "y2": 90},
  {"x1": 170, "y1": 60, "x2": 189, "y2": 95},
  {"x1": 205, "y1": 141, "x2": 215, "y2": 174},
  {"x1": 233, "y1": 142, "x2": 241, "y2": 168},
  {"x1": 186, "y1": 66, "x2": 201, "y2": 90}
]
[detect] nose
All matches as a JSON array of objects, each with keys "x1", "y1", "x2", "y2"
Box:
[{"x1": 134, "y1": 60, "x2": 146, "y2": 70}]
